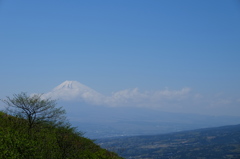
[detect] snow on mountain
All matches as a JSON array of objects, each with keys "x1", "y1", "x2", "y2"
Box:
[
  {"x1": 43, "y1": 81, "x2": 104, "y2": 104},
  {"x1": 42, "y1": 80, "x2": 193, "y2": 108}
]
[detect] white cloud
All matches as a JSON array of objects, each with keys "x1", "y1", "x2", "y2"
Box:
[
  {"x1": 102, "y1": 88, "x2": 240, "y2": 116},
  {"x1": 40, "y1": 81, "x2": 240, "y2": 116},
  {"x1": 103, "y1": 87, "x2": 192, "y2": 107}
]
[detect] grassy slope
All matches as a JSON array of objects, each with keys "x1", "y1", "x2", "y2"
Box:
[{"x1": 0, "y1": 111, "x2": 123, "y2": 159}]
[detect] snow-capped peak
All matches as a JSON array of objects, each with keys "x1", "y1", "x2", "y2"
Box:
[
  {"x1": 53, "y1": 80, "x2": 93, "y2": 92},
  {"x1": 55, "y1": 80, "x2": 76, "y2": 89},
  {"x1": 43, "y1": 80, "x2": 104, "y2": 104}
]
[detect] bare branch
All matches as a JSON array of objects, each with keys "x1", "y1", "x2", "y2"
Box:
[{"x1": 1, "y1": 92, "x2": 66, "y2": 131}]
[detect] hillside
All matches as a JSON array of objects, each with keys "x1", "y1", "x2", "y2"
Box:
[
  {"x1": 97, "y1": 124, "x2": 240, "y2": 159},
  {"x1": 0, "y1": 111, "x2": 122, "y2": 159}
]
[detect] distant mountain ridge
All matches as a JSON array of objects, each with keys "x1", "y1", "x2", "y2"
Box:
[{"x1": 97, "y1": 124, "x2": 240, "y2": 159}]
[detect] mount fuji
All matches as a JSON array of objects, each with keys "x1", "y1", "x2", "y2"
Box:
[{"x1": 43, "y1": 80, "x2": 105, "y2": 104}]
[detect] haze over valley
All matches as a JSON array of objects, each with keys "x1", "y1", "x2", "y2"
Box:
[{"x1": 37, "y1": 80, "x2": 240, "y2": 138}]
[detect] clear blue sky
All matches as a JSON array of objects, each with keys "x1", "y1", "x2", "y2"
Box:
[{"x1": 0, "y1": 1, "x2": 240, "y2": 116}]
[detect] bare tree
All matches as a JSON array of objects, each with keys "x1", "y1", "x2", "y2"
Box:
[{"x1": 1, "y1": 92, "x2": 66, "y2": 131}]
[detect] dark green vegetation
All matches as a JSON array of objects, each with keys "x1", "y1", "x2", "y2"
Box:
[
  {"x1": 98, "y1": 124, "x2": 240, "y2": 159},
  {"x1": 0, "y1": 93, "x2": 122, "y2": 159}
]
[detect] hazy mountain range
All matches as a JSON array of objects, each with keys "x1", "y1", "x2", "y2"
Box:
[{"x1": 41, "y1": 81, "x2": 240, "y2": 138}]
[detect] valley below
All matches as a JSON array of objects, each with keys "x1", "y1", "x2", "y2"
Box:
[{"x1": 97, "y1": 124, "x2": 240, "y2": 159}]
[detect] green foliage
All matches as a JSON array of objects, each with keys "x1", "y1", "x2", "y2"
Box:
[{"x1": 0, "y1": 93, "x2": 123, "y2": 159}]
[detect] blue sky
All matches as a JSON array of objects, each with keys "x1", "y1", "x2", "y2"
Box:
[{"x1": 0, "y1": 1, "x2": 240, "y2": 116}]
